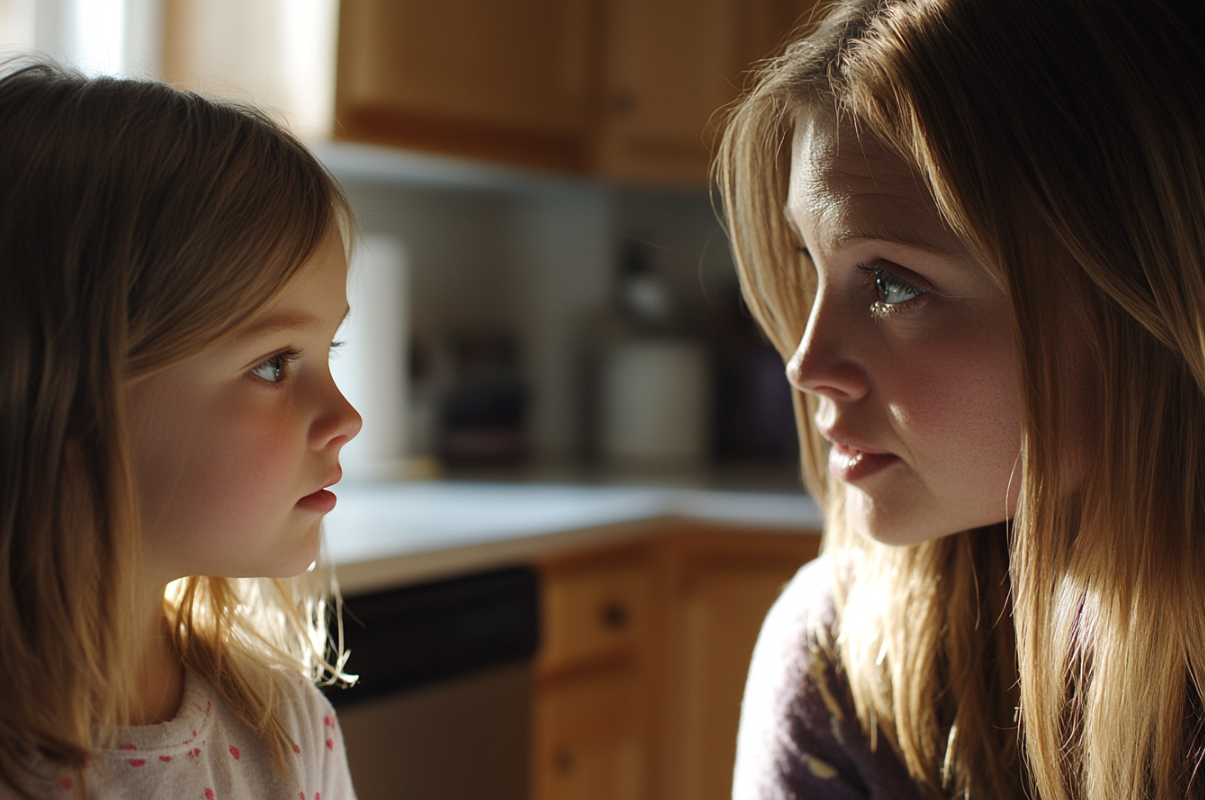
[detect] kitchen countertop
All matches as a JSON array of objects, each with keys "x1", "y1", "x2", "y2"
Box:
[{"x1": 324, "y1": 481, "x2": 822, "y2": 594}]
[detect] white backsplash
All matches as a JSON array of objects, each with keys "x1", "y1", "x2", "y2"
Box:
[
  {"x1": 331, "y1": 234, "x2": 410, "y2": 478},
  {"x1": 326, "y1": 155, "x2": 736, "y2": 465}
]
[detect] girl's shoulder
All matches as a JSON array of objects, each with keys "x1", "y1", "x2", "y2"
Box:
[
  {"x1": 268, "y1": 671, "x2": 351, "y2": 776},
  {"x1": 733, "y1": 556, "x2": 923, "y2": 800},
  {"x1": 2, "y1": 672, "x2": 355, "y2": 800},
  {"x1": 228, "y1": 669, "x2": 355, "y2": 800},
  {"x1": 126, "y1": 671, "x2": 354, "y2": 799}
]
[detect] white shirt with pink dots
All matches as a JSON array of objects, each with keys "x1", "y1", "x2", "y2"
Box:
[{"x1": 4, "y1": 670, "x2": 356, "y2": 800}]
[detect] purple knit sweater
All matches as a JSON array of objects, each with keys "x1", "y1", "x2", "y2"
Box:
[{"x1": 732, "y1": 556, "x2": 925, "y2": 800}]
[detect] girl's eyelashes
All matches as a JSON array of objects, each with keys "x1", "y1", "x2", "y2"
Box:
[
  {"x1": 249, "y1": 349, "x2": 300, "y2": 384},
  {"x1": 856, "y1": 263, "x2": 925, "y2": 316}
]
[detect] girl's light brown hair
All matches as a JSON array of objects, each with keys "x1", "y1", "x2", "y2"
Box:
[
  {"x1": 718, "y1": 0, "x2": 1205, "y2": 798},
  {"x1": 0, "y1": 61, "x2": 353, "y2": 793}
]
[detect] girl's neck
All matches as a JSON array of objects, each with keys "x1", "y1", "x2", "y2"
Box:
[{"x1": 126, "y1": 605, "x2": 186, "y2": 727}]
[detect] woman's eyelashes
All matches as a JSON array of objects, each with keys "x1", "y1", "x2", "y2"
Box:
[
  {"x1": 856, "y1": 263, "x2": 925, "y2": 314},
  {"x1": 797, "y1": 246, "x2": 927, "y2": 317},
  {"x1": 250, "y1": 349, "x2": 301, "y2": 384}
]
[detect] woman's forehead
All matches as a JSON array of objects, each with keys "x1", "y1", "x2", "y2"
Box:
[{"x1": 786, "y1": 110, "x2": 959, "y2": 258}]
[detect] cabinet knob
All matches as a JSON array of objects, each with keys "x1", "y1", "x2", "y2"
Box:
[
  {"x1": 611, "y1": 90, "x2": 636, "y2": 116},
  {"x1": 555, "y1": 750, "x2": 575, "y2": 774},
  {"x1": 600, "y1": 601, "x2": 629, "y2": 630}
]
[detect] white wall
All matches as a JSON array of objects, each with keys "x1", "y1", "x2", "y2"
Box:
[
  {"x1": 335, "y1": 172, "x2": 735, "y2": 464},
  {"x1": 0, "y1": 0, "x2": 163, "y2": 77}
]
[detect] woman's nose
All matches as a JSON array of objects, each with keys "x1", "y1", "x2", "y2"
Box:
[{"x1": 785, "y1": 293, "x2": 871, "y2": 402}]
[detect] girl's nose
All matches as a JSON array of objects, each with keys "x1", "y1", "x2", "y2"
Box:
[
  {"x1": 312, "y1": 381, "x2": 363, "y2": 451},
  {"x1": 785, "y1": 294, "x2": 871, "y2": 402}
]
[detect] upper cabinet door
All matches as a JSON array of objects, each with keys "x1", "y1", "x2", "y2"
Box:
[
  {"x1": 335, "y1": 0, "x2": 603, "y2": 173},
  {"x1": 594, "y1": 0, "x2": 734, "y2": 184},
  {"x1": 595, "y1": 0, "x2": 816, "y2": 183}
]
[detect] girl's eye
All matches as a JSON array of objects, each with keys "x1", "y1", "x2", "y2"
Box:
[
  {"x1": 858, "y1": 264, "x2": 924, "y2": 306},
  {"x1": 250, "y1": 350, "x2": 298, "y2": 384}
]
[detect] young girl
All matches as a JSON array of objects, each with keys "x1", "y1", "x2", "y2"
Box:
[
  {"x1": 718, "y1": 1, "x2": 1205, "y2": 798},
  {"x1": 0, "y1": 62, "x2": 362, "y2": 798}
]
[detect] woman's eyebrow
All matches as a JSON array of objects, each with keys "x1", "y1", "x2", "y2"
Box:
[
  {"x1": 831, "y1": 227, "x2": 948, "y2": 254},
  {"x1": 782, "y1": 200, "x2": 948, "y2": 257},
  {"x1": 798, "y1": 207, "x2": 953, "y2": 255}
]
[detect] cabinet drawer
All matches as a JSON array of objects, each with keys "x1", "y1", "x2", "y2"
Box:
[{"x1": 539, "y1": 560, "x2": 651, "y2": 672}]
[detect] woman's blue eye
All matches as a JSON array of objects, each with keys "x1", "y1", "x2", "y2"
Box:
[
  {"x1": 876, "y1": 273, "x2": 921, "y2": 304},
  {"x1": 859, "y1": 264, "x2": 923, "y2": 305},
  {"x1": 251, "y1": 352, "x2": 295, "y2": 383}
]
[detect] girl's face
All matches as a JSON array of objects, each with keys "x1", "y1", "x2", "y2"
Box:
[
  {"x1": 786, "y1": 111, "x2": 1022, "y2": 545},
  {"x1": 128, "y1": 230, "x2": 362, "y2": 583}
]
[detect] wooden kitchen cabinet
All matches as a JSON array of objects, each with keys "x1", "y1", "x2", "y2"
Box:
[
  {"x1": 538, "y1": 550, "x2": 653, "y2": 671},
  {"x1": 651, "y1": 528, "x2": 821, "y2": 800},
  {"x1": 595, "y1": 0, "x2": 819, "y2": 182},
  {"x1": 335, "y1": 0, "x2": 820, "y2": 183},
  {"x1": 533, "y1": 664, "x2": 648, "y2": 800},
  {"x1": 533, "y1": 522, "x2": 821, "y2": 800},
  {"x1": 164, "y1": 0, "x2": 819, "y2": 182},
  {"x1": 534, "y1": 544, "x2": 655, "y2": 800},
  {"x1": 335, "y1": 0, "x2": 602, "y2": 173}
]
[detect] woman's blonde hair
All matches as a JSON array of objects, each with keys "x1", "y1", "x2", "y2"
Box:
[
  {"x1": 718, "y1": 1, "x2": 1205, "y2": 798},
  {"x1": 0, "y1": 62, "x2": 354, "y2": 793}
]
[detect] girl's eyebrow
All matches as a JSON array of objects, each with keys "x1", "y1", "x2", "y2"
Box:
[{"x1": 238, "y1": 306, "x2": 351, "y2": 340}]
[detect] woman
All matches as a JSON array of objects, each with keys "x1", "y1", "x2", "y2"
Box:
[{"x1": 717, "y1": 1, "x2": 1205, "y2": 798}]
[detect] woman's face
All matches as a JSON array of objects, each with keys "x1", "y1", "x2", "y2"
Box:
[{"x1": 785, "y1": 111, "x2": 1023, "y2": 545}]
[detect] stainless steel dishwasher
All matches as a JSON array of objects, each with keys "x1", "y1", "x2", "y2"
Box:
[{"x1": 324, "y1": 566, "x2": 540, "y2": 800}]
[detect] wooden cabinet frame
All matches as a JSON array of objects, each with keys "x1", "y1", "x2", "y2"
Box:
[{"x1": 533, "y1": 520, "x2": 821, "y2": 800}]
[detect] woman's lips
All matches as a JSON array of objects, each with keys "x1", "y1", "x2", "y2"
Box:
[
  {"x1": 296, "y1": 488, "x2": 337, "y2": 513},
  {"x1": 828, "y1": 442, "x2": 900, "y2": 483}
]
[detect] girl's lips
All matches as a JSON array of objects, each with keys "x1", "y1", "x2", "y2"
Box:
[
  {"x1": 828, "y1": 442, "x2": 900, "y2": 483},
  {"x1": 296, "y1": 488, "x2": 337, "y2": 513}
]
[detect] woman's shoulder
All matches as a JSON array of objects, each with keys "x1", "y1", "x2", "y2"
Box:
[
  {"x1": 734, "y1": 556, "x2": 849, "y2": 794},
  {"x1": 733, "y1": 555, "x2": 923, "y2": 800}
]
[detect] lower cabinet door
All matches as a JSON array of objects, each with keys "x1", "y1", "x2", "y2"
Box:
[
  {"x1": 532, "y1": 665, "x2": 647, "y2": 800},
  {"x1": 671, "y1": 561, "x2": 808, "y2": 800}
]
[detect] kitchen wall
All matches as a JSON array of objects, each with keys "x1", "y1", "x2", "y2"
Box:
[{"x1": 333, "y1": 162, "x2": 750, "y2": 466}]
